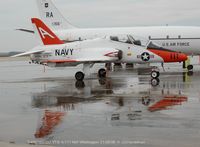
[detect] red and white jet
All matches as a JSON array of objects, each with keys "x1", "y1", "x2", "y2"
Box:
[{"x1": 13, "y1": 18, "x2": 187, "y2": 81}]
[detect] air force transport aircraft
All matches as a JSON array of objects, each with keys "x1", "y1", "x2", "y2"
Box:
[
  {"x1": 13, "y1": 18, "x2": 187, "y2": 81},
  {"x1": 18, "y1": 0, "x2": 200, "y2": 70}
]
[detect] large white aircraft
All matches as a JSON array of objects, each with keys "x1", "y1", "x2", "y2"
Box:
[
  {"x1": 26, "y1": 0, "x2": 199, "y2": 70},
  {"x1": 14, "y1": 18, "x2": 187, "y2": 81}
]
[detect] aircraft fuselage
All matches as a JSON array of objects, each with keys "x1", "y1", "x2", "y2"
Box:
[{"x1": 55, "y1": 26, "x2": 200, "y2": 55}]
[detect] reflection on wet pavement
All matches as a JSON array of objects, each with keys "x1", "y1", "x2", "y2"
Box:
[
  {"x1": 30, "y1": 69, "x2": 190, "y2": 138},
  {"x1": 0, "y1": 61, "x2": 200, "y2": 147},
  {"x1": 148, "y1": 95, "x2": 187, "y2": 112},
  {"x1": 35, "y1": 110, "x2": 65, "y2": 138}
]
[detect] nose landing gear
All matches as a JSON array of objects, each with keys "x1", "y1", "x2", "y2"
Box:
[
  {"x1": 187, "y1": 65, "x2": 193, "y2": 71},
  {"x1": 151, "y1": 70, "x2": 160, "y2": 79},
  {"x1": 150, "y1": 68, "x2": 160, "y2": 86}
]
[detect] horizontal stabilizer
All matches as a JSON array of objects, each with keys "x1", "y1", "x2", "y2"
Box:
[{"x1": 16, "y1": 29, "x2": 34, "y2": 34}]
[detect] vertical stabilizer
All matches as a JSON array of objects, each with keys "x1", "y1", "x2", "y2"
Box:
[
  {"x1": 36, "y1": 0, "x2": 76, "y2": 30},
  {"x1": 32, "y1": 18, "x2": 64, "y2": 45}
]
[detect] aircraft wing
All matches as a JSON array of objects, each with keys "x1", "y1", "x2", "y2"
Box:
[
  {"x1": 46, "y1": 58, "x2": 119, "y2": 64},
  {"x1": 77, "y1": 58, "x2": 118, "y2": 63},
  {"x1": 11, "y1": 49, "x2": 44, "y2": 57}
]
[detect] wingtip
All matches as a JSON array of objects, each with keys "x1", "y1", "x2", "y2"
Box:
[{"x1": 10, "y1": 55, "x2": 18, "y2": 57}]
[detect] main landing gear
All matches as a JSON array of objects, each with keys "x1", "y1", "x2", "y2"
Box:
[
  {"x1": 75, "y1": 71, "x2": 85, "y2": 81},
  {"x1": 98, "y1": 68, "x2": 107, "y2": 78},
  {"x1": 75, "y1": 64, "x2": 107, "y2": 81}
]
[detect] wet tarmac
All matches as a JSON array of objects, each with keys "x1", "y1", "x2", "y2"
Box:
[{"x1": 0, "y1": 60, "x2": 200, "y2": 147}]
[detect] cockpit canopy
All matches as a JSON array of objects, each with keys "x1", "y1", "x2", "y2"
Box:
[
  {"x1": 109, "y1": 34, "x2": 148, "y2": 46},
  {"x1": 109, "y1": 34, "x2": 163, "y2": 49}
]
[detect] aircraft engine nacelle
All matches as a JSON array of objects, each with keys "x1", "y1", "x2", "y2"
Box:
[{"x1": 104, "y1": 49, "x2": 123, "y2": 61}]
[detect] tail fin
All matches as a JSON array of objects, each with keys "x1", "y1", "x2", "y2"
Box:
[
  {"x1": 32, "y1": 18, "x2": 64, "y2": 45},
  {"x1": 36, "y1": 0, "x2": 76, "y2": 30}
]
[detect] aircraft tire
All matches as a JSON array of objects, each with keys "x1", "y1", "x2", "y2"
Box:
[
  {"x1": 151, "y1": 71, "x2": 160, "y2": 78},
  {"x1": 75, "y1": 71, "x2": 85, "y2": 81},
  {"x1": 98, "y1": 68, "x2": 106, "y2": 78},
  {"x1": 187, "y1": 65, "x2": 193, "y2": 71}
]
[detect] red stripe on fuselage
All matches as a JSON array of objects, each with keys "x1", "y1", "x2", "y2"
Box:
[
  {"x1": 148, "y1": 48, "x2": 187, "y2": 62},
  {"x1": 44, "y1": 59, "x2": 77, "y2": 63}
]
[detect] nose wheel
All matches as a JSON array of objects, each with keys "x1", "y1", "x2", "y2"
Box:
[
  {"x1": 75, "y1": 71, "x2": 85, "y2": 81},
  {"x1": 187, "y1": 65, "x2": 193, "y2": 71},
  {"x1": 150, "y1": 69, "x2": 160, "y2": 86},
  {"x1": 151, "y1": 70, "x2": 160, "y2": 78}
]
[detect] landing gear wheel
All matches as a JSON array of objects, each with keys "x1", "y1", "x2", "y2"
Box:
[
  {"x1": 151, "y1": 78, "x2": 160, "y2": 87},
  {"x1": 98, "y1": 68, "x2": 107, "y2": 78},
  {"x1": 187, "y1": 65, "x2": 193, "y2": 71},
  {"x1": 75, "y1": 71, "x2": 85, "y2": 81},
  {"x1": 151, "y1": 71, "x2": 160, "y2": 78}
]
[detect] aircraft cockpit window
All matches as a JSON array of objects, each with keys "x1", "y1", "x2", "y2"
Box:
[
  {"x1": 110, "y1": 35, "x2": 133, "y2": 44},
  {"x1": 147, "y1": 41, "x2": 163, "y2": 49},
  {"x1": 110, "y1": 36, "x2": 119, "y2": 41},
  {"x1": 128, "y1": 35, "x2": 146, "y2": 46},
  {"x1": 127, "y1": 35, "x2": 135, "y2": 42},
  {"x1": 125, "y1": 39, "x2": 132, "y2": 44},
  {"x1": 133, "y1": 40, "x2": 142, "y2": 46},
  {"x1": 109, "y1": 35, "x2": 149, "y2": 46}
]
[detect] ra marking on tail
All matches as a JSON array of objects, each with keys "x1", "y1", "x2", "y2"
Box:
[{"x1": 36, "y1": 0, "x2": 76, "y2": 30}]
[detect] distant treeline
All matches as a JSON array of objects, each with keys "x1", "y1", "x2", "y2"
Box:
[{"x1": 0, "y1": 52, "x2": 23, "y2": 57}]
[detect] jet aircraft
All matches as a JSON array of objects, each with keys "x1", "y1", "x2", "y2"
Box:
[{"x1": 13, "y1": 18, "x2": 187, "y2": 81}]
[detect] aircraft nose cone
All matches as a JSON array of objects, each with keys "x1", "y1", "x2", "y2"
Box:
[{"x1": 180, "y1": 53, "x2": 188, "y2": 61}]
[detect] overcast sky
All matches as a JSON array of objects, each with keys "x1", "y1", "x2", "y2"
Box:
[{"x1": 0, "y1": 0, "x2": 200, "y2": 52}]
